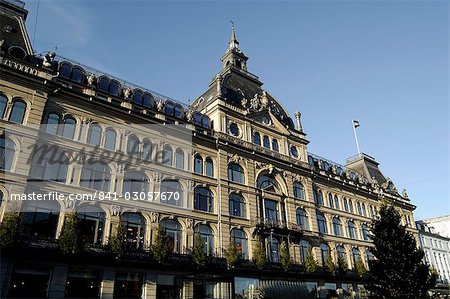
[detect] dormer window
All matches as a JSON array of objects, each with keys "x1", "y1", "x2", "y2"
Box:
[
  {"x1": 272, "y1": 139, "x2": 279, "y2": 152},
  {"x1": 253, "y1": 132, "x2": 261, "y2": 145},
  {"x1": 263, "y1": 135, "x2": 270, "y2": 148},
  {"x1": 290, "y1": 146, "x2": 299, "y2": 158}
]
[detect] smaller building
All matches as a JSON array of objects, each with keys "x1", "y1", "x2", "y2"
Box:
[
  {"x1": 416, "y1": 220, "x2": 450, "y2": 284},
  {"x1": 422, "y1": 215, "x2": 450, "y2": 239}
]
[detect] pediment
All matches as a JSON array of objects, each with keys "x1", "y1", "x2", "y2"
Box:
[{"x1": 248, "y1": 109, "x2": 291, "y2": 135}]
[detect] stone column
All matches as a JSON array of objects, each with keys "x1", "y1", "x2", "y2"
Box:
[
  {"x1": 100, "y1": 268, "x2": 115, "y2": 299},
  {"x1": 142, "y1": 273, "x2": 157, "y2": 299},
  {"x1": 48, "y1": 264, "x2": 68, "y2": 299},
  {"x1": 182, "y1": 279, "x2": 194, "y2": 299}
]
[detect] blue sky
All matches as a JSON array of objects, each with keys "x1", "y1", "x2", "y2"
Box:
[{"x1": 24, "y1": 0, "x2": 449, "y2": 220}]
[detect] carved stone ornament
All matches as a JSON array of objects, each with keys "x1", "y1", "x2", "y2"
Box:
[
  {"x1": 153, "y1": 172, "x2": 163, "y2": 182},
  {"x1": 402, "y1": 189, "x2": 409, "y2": 199},
  {"x1": 111, "y1": 205, "x2": 120, "y2": 216},
  {"x1": 123, "y1": 87, "x2": 132, "y2": 100},
  {"x1": 241, "y1": 97, "x2": 248, "y2": 108},
  {"x1": 250, "y1": 94, "x2": 260, "y2": 110},
  {"x1": 43, "y1": 52, "x2": 55, "y2": 67},
  {"x1": 81, "y1": 117, "x2": 92, "y2": 125},
  {"x1": 87, "y1": 73, "x2": 96, "y2": 85},
  {"x1": 150, "y1": 212, "x2": 159, "y2": 223},
  {"x1": 185, "y1": 109, "x2": 195, "y2": 121},
  {"x1": 186, "y1": 218, "x2": 193, "y2": 229},
  {"x1": 156, "y1": 100, "x2": 166, "y2": 112},
  {"x1": 261, "y1": 91, "x2": 269, "y2": 108}
]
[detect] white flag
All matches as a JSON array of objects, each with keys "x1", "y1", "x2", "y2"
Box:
[{"x1": 353, "y1": 120, "x2": 360, "y2": 128}]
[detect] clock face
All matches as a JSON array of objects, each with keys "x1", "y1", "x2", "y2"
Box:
[{"x1": 262, "y1": 115, "x2": 271, "y2": 125}]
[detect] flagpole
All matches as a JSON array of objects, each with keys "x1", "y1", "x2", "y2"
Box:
[{"x1": 352, "y1": 121, "x2": 361, "y2": 155}]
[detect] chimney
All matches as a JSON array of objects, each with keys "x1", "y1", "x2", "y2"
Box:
[{"x1": 294, "y1": 111, "x2": 302, "y2": 131}]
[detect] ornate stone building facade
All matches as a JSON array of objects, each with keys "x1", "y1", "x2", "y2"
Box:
[{"x1": 0, "y1": 1, "x2": 418, "y2": 298}]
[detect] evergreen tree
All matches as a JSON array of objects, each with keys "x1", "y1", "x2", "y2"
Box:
[
  {"x1": 304, "y1": 247, "x2": 320, "y2": 273},
  {"x1": 325, "y1": 251, "x2": 337, "y2": 274},
  {"x1": 109, "y1": 221, "x2": 127, "y2": 259},
  {"x1": 152, "y1": 225, "x2": 172, "y2": 263},
  {"x1": 355, "y1": 257, "x2": 367, "y2": 277},
  {"x1": 223, "y1": 242, "x2": 240, "y2": 269},
  {"x1": 280, "y1": 240, "x2": 292, "y2": 271},
  {"x1": 252, "y1": 240, "x2": 266, "y2": 270},
  {"x1": 192, "y1": 233, "x2": 206, "y2": 268},
  {"x1": 366, "y1": 201, "x2": 437, "y2": 297},
  {"x1": 0, "y1": 211, "x2": 21, "y2": 249},
  {"x1": 58, "y1": 213, "x2": 80, "y2": 254},
  {"x1": 337, "y1": 255, "x2": 348, "y2": 275}
]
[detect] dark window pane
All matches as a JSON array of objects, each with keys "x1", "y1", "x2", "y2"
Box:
[
  {"x1": 9, "y1": 101, "x2": 26, "y2": 124},
  {"x1": 62, "y1": 117, "x2": 76, "y2": 139},
  {"x1": 0, "y1": 94, "x2": 7, "y2": 118}
]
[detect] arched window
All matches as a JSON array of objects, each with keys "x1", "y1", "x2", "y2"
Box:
[
  {"x1": 97, "y1": 77, "x2": 110, "y2": 92},
  {"x1": 142, "y1": 139, "x2": 152, "y2": 161},
  {"x1": 366, "y1": 249, "x2": 374, "y2": 264},
  {"x1": 194, "y1": 154, "x2": 203, "y2": 174},
  {"x1": 142, "y1": 93, "x2": 153, "y2": 108},
  {"x1": 348, "y1": 199, "x2": 354, "y2": 213},
  {"x1": 313, "y1": 189, "x2": 324, "y2": 205},
  {"x1": 87, "y1": 124, "x2": 102, "y2": 146},
  {"x1": 0, "y1": 137, "x2": 15, "y2": 171},
  {"x1": 320, "y1": 243, "x2": 329, "y2": 266},
  {"x1": 132, "y1": 90, "x2": 143, "y2": 105},
  {"x1": 123, "y1": 171, "x2": 149, "y2": 195},
  {"x1": 201, "y1": 115, "x2": 210, "y2": 129},
  {"x1": 293, "y1": 182, "x2": 305, "y2": 200},
  {"x1": 165, "y1": 101, "x2": 174, "y2": 116},
  {"x1": 228, "y1": 163, "x2": 245, "y2": 184},
  {"x1": 296, "y1": 208, "x2": 309, "y2": 230},
  {"x1": 333, "y1": 217, "x2": 343, "y2": 236},
  {"x1": 109, "y1": 80, "x2": 120, "y2": 97},
  {"x1": 267, "y1": 237, "x2": 280, "y2": 263},
  {"x1": 175, "y1": 149, "x2": 184, "y2": 170},
  {"x1": 263, "y1": 135, "x2": 270, "y2": 148},
  {"x1": 127, "y1": 135, "x2": 140, "y2": 158},
  {"x1": 45, "y1": 113, "x2": 60, "y2": 135},
  {"x1": 71, "y1": 66, "x2": 84, "y2": 83},
  {"x1": 357, "y1": 202, "x2": 362, "y2": 215},
  {"x1": 104, "y1": 128, "x2": 116, "y2": 151},
  {"x1": 299, "y1": 240, "x2": 309, "y2": 263},
  {"x1": 193, "y1": 112, "x2": 202, "y2": 126},
  {"x1": 174, "y1": 105, "x2": 183, "y2": 118},
  {"x1": 62, "y1": 117, "x2": 76, "y2": 139},
  {"x1": 205, "y1": 158, "x2": 214, "y2": 177},
  {"x1": 194, "y1": 224, "x2": 214, "y2": 256},
  {"x1": 9, "y1": 100, "x2": 26, "y2": 124},
  {"x1": 80, "y1": 161, "x2": 111, "y2": 192},
  {"x1": 352, "y1": 248, "x2": 361, "y2": 268},
  {"x1": 31, "y1": 151, "x2": 69, "y2": 183},
  {"x1": 328, "y1": 193, "x2": 334, "y2": 208},
  {"x1": 160, "y1": 219, "x2": 182, "y2": 253},
  {"x1": 257, "y1": 174, "x2": 277, "y2": 191},
  {"x1": 348, "y1": 221, "x2": 357, "y2": 239},
  {"x1": 58, "y1": 62, "x2": 72, "y2": 78},
  {"x1": 231, "y1": 229, "x2": 248, "y2": 259},
  {"x1": 362, "y1": 203, "x2": 367, "y2": 217},
  {"x1": 162, "y1": 145, "x2": 173, "y2": 166},
  {"x1": 160, "y1": 179, "x2": 183, "y2": 206},
  {"x1": 121, "y1": 213, "x2": 145, "y2": 250},
  {"x1": 21, "y1": 200, "x2": 60, "y2": 241},
  {"x1": 272, "y1": 139, "x2": 279, "y2": 152},
  {"x1": 334, "y1": 195, "x2": 340, "y2": 210},
  {"x1": 317, "y1": 213, "x2": 327, "y2": 234},
  {"x1": 361, "y1": 223, "x2": 370, "y2": 241},
  {"x1": 194, "y1": 187, "x2": 213, "y2": 212},
  {"x1": 343, "y1": 198, "x2": 349, "y2": 212},
  {"x1": 229, "y1": 193, "x2": 246, "y2": 218},
  {"x1": 369, "y1": 205, "x2": 375, "y2": 218},
  {"x1": 336, "y1": 245, "x2": 347, "y2": 265},
  {"x1": 77, "y1": 205, "x2": 105, "y2": 245},
  {"x1": 253, "y1": 132, "x2": 261, "y2": 145},
  {"x1": 0, "y1": 94, "x2": 7, "y2": 119}
]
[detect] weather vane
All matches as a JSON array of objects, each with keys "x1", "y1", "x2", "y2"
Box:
[{"x1": 230, "y1": 18, "x2": 235, "y2": 31}]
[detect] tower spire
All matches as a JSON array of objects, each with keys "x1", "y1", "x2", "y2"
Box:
[{"x1": 229, "y1": 19, "x2": 239, "y2": 49}]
